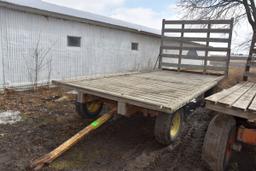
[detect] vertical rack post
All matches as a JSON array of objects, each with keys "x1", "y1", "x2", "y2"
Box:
[
  {"x1": 203, "y1": 21, "x2": 211, "y2": 74},
  {"x1": 177, "y1": 23, "x2": 185, "y2": 72},
  {"x1": 225, "y1": 18, "x2": 234, "y2": 76},
  {"x1": 158, "y1": 19, "x2": 165, "y2": 69},
  {"x1": 244, "y1": 32, "x2": 256, "y2": 81}
]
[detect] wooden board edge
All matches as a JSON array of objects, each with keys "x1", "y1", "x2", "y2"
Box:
[{"x1": 206, "y1": 101, "x2": 256, "y2": 120}]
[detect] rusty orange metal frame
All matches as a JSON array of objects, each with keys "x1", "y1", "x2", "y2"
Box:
[{"x1": 237, "y1": 127, "x2": 256, "y2": 145}]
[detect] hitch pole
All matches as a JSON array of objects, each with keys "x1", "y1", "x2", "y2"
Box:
[{"x1": 30, "y1": 108, "x2": 116, "y2": 170}]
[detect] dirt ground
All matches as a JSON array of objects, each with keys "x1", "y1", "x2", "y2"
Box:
[{"x1": 0, "y1": 68, "x2": 255, "y2": 171}]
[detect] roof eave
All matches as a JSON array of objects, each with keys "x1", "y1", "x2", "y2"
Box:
[{"x1": 0, "y1": 1, "x2": 161, "y2": 38}]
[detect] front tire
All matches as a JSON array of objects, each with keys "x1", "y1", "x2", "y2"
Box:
[
  {"x1": 154, "y1": 109, "x2": 184, "y2": 145},
  {"x1": 202, "y1": 114, "x2": 236, "y2": 171}
]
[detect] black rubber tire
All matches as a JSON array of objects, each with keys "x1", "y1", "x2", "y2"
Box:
[
  {"x1": 202, "y1": 114, "x2": 236, "y2": 171},
  {"x1": 154, "y1": 109, "x2": 184, "y2": 145},
  {"x1": 75, "y1": 101, "x2": 103, "y2": 119}
]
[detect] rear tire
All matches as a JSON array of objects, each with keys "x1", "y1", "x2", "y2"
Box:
[
  {"x1": 154, "y1": 109, "x2": 184, "y2": 145},
  {"x1": 202, "y1": 114, "x2": 236, "y2": 171},
  {"x1": 75, "y1": 100, "x2": 103, "y2": 119}
]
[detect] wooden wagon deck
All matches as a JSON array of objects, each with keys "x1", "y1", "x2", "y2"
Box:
[
  {"x1": 206, "y1": 81, "x2": 256, "y2": 121},
  {"x1": 54, "y1": 70, "x2": 223, "y2": 113}
]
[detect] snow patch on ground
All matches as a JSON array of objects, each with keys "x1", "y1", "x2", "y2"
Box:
[{"x1": 0, "y1": 111, "x2": 22, "y2": 124}]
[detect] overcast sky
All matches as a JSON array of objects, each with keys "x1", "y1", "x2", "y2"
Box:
[{"x1": 43, "y1": 0, "x2": 252, "y2": 54}]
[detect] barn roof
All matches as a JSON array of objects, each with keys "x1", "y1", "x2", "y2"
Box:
[{"x1": 0, "y1": 0, "x2": 161, "y2": 36}]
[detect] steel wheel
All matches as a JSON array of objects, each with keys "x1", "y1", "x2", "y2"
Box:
[{"x1": 154, "y1": 110, "x2": 184, "y2": 145}]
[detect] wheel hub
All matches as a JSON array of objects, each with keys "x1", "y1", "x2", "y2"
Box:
[
  {"x1": 170, "y1": 112, "x2": 181, "y2": 138},
  {"x1": 87, "y1": 101, "x2": 102, "y2": 113}
]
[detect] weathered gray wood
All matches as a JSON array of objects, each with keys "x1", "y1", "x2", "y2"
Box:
[
  {"x1": 218, "y1": 82, "x2": 254, "y2": 106},
  {"x1": 162, "y1": 37, "x2": 230, "y2": 43},
  {"x1": 225, "y1": 18, "x2": 234, "y2": 75},
  {"x1": 161, "y1": 54, "x2": 228, "y2": 62},
  {"x1": 164, "y1": 28, "x2": 230, "y2": 33},
  {"x1": 206, "y1": 81, "x2": 256, "y2": 120},
  {"x1": 244, "y1": 33, "x2": 256, "y2": 80},
  {"x1": 248, "y1": 84, "x2": 256, "y2": 111},
  {"x1": 164, "y1": 20, "x2": 233, "y2": 25},
  {"x1": 161, "y1": 46, "x2": 229, "y2": 52},
  {"x1": 230, "y1": 57, "x2": 248, "y2": 60},
  {"x1": 158, "y1": 19, "x2": 165, "y2": 69},
  {"x1": 161, "y1": 63, "x2": 226, "y2": 71},
  {"x1": 206, "y1": 101, "x2": 256, "y2": 121},
  {"x1": 249, "y1": 99, "x2": 256, "y2": 111},
  {"x1": 205, "y1": 82, "x2": 248, "y2": 103},
  {"x1": 118, "y1": 102, "x2": 127, "y2": 115},
  {"x1": 203, "y1": 22, "x2": 210, "y2": 74},
  {"x1": 232, "y1": 83, "x2": 256, "y2": 110},
  {"x1": 160, "y1": 19, "x2": 233, "y2": 75},
  {"x1": 54, "y1": 70, "x2": 223, "y2": 113},
  {"x1": 178, "y1": 24, "x2": 184, "y2": 71}
]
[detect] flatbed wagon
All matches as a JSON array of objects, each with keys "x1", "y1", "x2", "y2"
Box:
[
  {"x1": 202, "y1": 32, "x2": 256, "y2": 171},
  {"x1": 53, "y1": 19, "x2": 233, "y2": 145}
]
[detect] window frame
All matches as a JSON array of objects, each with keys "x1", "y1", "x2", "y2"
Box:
[
  {"x1": 131, "y1": 42, "x2": 139, "y2": 51},
  {"x1": 67, "y1": 36, "x2": 81, "y2": 47}
]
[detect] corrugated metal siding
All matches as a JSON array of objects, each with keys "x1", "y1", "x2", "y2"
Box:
[{"x1": 0, "y1": 7, "x2": 161, "y2": 88}]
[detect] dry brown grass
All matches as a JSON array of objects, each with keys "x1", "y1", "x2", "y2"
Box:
[{"x1": 218, "y1": 67, "x2": 256, "y2": 89}]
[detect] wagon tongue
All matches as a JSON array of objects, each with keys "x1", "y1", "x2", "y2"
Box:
[{"x1": 30, "y1": 108, "x2": 116, "y2": 170}]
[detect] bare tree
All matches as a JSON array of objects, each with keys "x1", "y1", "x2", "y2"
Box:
[
  {"x1": 179, "y1": 0, "x2": 256, "y2": 32},
  {"x1": 24, "y1": 36, "x2": 54, "y2": 91}
]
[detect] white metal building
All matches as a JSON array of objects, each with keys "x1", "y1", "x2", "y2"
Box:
[
  {"x1": 0, "y1": 0, "x2": 198, "y2": 89},
  {"x1": 0, "y1": 0, "x2": 165, "y2": 89}
]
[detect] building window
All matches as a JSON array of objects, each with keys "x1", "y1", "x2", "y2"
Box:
[
  {"x1": 67, "y1": 36, "x2": 81, "y2": 47},
  {"x1": 131, "y1": 42, "x2": 139, "y2": 50}
]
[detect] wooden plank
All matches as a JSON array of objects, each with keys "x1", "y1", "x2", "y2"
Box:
[
  {"x1": 248, "y1": 84, "x2": 256, "y2": 111},
  {"x1": 161, "y1": 54, "x2": 228, "y2": 62},
  {"x1": 162, "y1": 36, "x2": 230, "y2": 43},
  {"x1": 170, "y1": 78, "x2": 221, "y2": 110},
  {"x1": 76, "y1": 72, "x2": 219, "y2": 99},
  {"x1": 232, "y1": 83, "x2": 256, "y2": 110},
  {"x1": 79, "y1": 73, "x2": 214, "y2": 102},
  {"x1": 218, "y1": 82, "x2": 254, "y2": 106},
  {"x1": 206, "y1": 101, "x2": 256, "y2": 120},
  {"x1": 133, "y1": 71, "x2": 219, "y2": 84},
  {"x1": 163, "y1": 28, "x2": 230, "y2": 33},
  {"x1": 230, "y1": 57, "x2": 248, "y2": 60},
  {"x1": 164, "y1": 20, "x2": 233, "y2": 25},
  {"x1": 30, "y1": 109, "x2": 116, "y2": 170},
  {"x1": 161, "y1": 46, "x2": 228, "y2": 52},
  {"x1": 206, "y1": 82, "x2": 248, "y2": 103},
  {"x1": 249, "y1": 99, "x2": 256, "y2": 111},
  {"x1": 161, "y1": 63, "x2": 226, "y2": 71},
  {"x1": 54, "y1": 80, "x2": 173, "y2": 113}
]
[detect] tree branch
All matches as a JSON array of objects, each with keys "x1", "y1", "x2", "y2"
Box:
[{"x1": 243, "y1": 0, "x2": 256, "y2": 31}]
